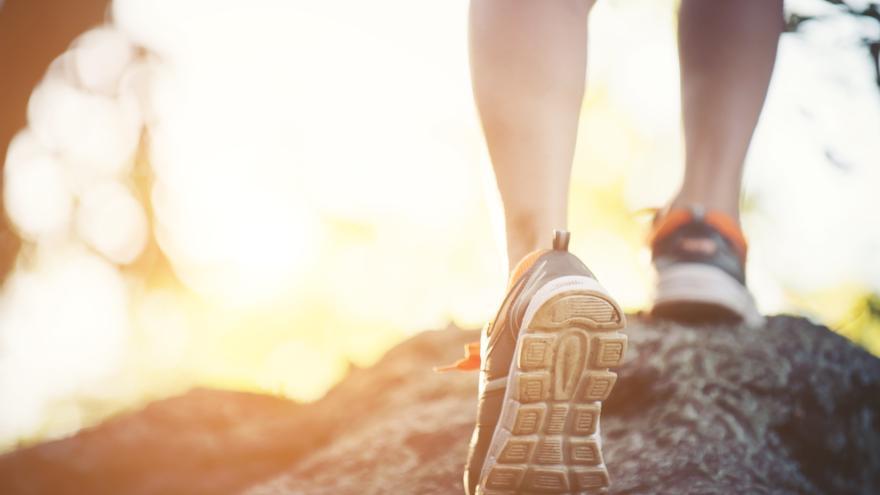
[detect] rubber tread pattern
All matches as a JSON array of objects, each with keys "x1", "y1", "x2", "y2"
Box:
[{"x1": 479, "y1": 291, "x2": 626, "y2": 494}]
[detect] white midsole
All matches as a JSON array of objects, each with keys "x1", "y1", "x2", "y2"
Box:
[
  {"x1": 654, "y1": 262, "x2": 764, "y2": 328},
  {"x1": 477, "y1": 275, "x2": 621, "y2": 493}
]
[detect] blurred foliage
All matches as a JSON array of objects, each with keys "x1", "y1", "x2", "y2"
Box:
[
  {"x1": 784, "y1": 0, "x2": 880, "y2": 356},
  {"x1": 787, "y1": 0, "x2": 880, "y2": 86},
  {"x1": 837, "y1": 294, "x2": 880, "y2": 355}
]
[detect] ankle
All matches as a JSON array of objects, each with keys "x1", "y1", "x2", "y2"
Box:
[
  {"x1": 668, "y1": 192, "x2": 740, "y2": 226},
  {"x1": 504, "y1": 213, "x2": 561, "y2": 271},
  {"x1": 506, "y1": 238, "x2": 544, "y2": 272}
]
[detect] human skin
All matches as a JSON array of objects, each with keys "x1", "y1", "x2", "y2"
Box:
[{"x1": 469, "y1": 0, "x2": 783, "y2": 269}]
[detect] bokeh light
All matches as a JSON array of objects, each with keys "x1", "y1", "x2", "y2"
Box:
[
  {"x1": 4, "y1": 132, "x2": 73, "y2": 241},
  {"x1": 0, "y1": 246, "x2": 129, "y2": 442},
  {"x1": 76, "y1": 181, "x2": 148, "y2": 264}
]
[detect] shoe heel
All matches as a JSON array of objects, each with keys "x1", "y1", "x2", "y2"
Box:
[
  {"x1": 654, "y1": 262, "x2": 764, "y2": 327},
  {"x1": 480, "y1": 289, "x2": 626, "y2": 494}
]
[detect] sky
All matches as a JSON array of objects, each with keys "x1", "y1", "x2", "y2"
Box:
[{"x1": 1, "y1": 0, "x2": 879, "y2": 450}]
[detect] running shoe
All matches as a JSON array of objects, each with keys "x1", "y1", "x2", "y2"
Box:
[
  {"x1": 460, "y1": 230, "x2": 627, "y2": 495},
  {"x1": 650, "y1": 205, "x2": 763, "y2": 327}
]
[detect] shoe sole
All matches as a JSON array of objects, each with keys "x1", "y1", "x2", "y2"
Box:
[
  {"x1": 653, "y1": 262, "x2": 764, "y2": 328},
  {"x1": 478, "y1": 276, "x2": 626, "y2": 494}
]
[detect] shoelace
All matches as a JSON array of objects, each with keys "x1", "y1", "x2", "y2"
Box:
[{"x1": 433, "y1": 340, "x2": 481, "y2": 372}]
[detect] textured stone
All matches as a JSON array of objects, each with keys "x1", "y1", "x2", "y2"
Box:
[
  {"x1": 1, "y1": 316, "x2": 878, "y2": 495},
  {"x1": 247, "y1": 315, "x2": 880, "y2": 495}
]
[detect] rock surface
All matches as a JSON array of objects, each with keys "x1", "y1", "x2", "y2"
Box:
[{"x1": 2, "y1": 316, "x2": 879, "y2": 494}]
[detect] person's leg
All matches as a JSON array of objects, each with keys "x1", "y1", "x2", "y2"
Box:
[
  {"x1": 673, "y1": 0, "x2": 784, "y2": 222},
  {"x1": 651, "y1": 0, "x2": 783, "y2": 325},
  {"x1": 469, "y1": 0, "x2": 594, "y2": 269},
  {"x1": 463, "y1": 3, "x2": 627, "y2": 494}
]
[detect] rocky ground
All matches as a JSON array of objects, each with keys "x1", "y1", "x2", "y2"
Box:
[{"x1": 1, "y1": 315, "x2": 879, "y2": 494}]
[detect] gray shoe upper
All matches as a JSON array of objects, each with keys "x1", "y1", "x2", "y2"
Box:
[
  {"x1": 651, "y1": 206, "x2": 747, "y2": 284},
  {"x1": 463, "y1": 231, "x2": 597, "y2": 495}
]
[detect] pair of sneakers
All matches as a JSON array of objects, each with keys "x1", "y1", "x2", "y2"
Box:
[{"x1": 456, "y1": 205, "x2": 759, "y2": 495}]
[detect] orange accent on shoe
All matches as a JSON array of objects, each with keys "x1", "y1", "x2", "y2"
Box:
[
  {"x1": 434, "y1": 341, "x2": 481, "y2": 372},
  {"x1": 508, "y1": 249, "x2": 551, "y2": 291},
  {"x1": 649, "y1": 207, "x2": 747, "y2": 262},
  {"x1": 704, "y1": 210, "x2": 748, "y2": 261},
  {"x1": 436, "y1": 250, "x2": 551, "y2": 373},
  {"x1": 648, "y1": 209, "x2": 692, "y2": 248}
]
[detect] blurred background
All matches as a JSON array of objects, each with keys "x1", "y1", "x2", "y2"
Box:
[{"x1": 0, "y1": 0, "x2": 878, "y2": 452}]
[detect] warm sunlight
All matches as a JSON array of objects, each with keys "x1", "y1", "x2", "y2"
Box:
[{"x1": 1, "y1": 0, "x2": 879, "y2": 454}]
